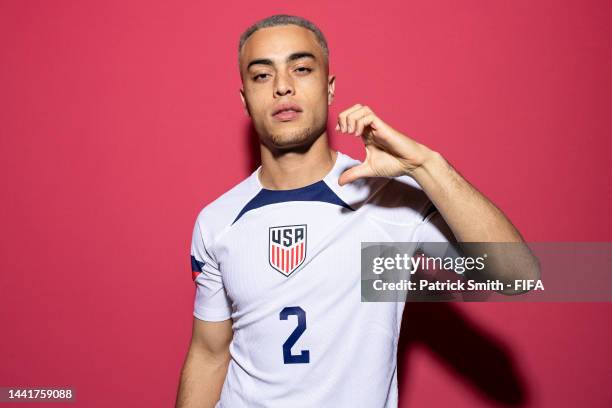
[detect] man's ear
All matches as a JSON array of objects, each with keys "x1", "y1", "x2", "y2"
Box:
[
  {"x1": 327, "y1": 74, "x2": 336, "y2": 106},
  {"x1": 239, "y1": 88, "x2": 250, "y2": 117}
]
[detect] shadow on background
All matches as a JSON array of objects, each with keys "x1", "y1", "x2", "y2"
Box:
[
  {"x1": 243, "y1": 124, "x2": 529, "y2": 406},
  {"x1": 397, "y1": 302, "x2": 528, "y2": 406},
  {"x1": 245, "y1": 122, "x2": 261, "y2": 174}
]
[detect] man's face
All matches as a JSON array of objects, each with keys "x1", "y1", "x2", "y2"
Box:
[{"x1": 239, "y1": 25, "x2": 335, "y2": 150}]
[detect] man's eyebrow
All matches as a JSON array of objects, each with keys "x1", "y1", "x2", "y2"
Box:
[
  {"x1": 287, "y1": 52, "x2": 316, "y2": 62},
  {"x1": 246, "y1": 52, "x2": 316, "y2": 70}
]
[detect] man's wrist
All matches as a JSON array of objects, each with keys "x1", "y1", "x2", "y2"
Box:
[{"x1": 405, "y1": 147, "x2": 447, "y2": 185}]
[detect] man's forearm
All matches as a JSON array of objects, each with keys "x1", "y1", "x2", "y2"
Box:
[
  {"x1": 409, "y1": 150, "x2": 540, "y2": 288},
  {"x1": 176, "y1": 347, "x2": 230, "y2": 408},
  {"x1": 410, "y1": 150, "x2": 523, "y2": 243}
]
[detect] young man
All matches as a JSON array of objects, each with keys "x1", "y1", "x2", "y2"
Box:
[{"x1": 176, "y1": 14, "x2": 537, "y2": 408}]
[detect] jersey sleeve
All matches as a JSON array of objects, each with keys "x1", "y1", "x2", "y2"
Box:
[
  {"x1": 414, "y1": 203, "x2": 460, "y2": 258},
  {"x1": 414, "y1": 203, "x2": 456, "y2": 243},
  {"x1": 190, "y1": 216, "x2": 232, "y2": 322}
]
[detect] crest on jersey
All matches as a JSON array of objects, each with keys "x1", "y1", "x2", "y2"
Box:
[{"x1": 269, "y1": 224, "x2": 307, "y2": 277}]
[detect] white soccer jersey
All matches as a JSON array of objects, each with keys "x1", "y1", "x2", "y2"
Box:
[{"x1": 189, "y1": 151, "x2": 453, "y2": 407}]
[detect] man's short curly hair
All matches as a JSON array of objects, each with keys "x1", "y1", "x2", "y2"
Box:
[{"x1": 238, "y1": 14, "x2": 329, "y2": 68}]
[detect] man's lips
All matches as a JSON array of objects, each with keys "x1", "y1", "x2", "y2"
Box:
[
  {"x1": 273, "y1": 110, "x2": 301, "y2": 121},
  {"x1": 272, "y1": 103, "x2": 303, "y2": 121}
]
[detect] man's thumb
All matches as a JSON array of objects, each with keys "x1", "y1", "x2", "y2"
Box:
[{"x1": 338, "y1": 164, "x2": 370, "y2": 186}]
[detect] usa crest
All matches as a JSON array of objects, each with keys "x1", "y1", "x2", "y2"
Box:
[{"x1": 269, "y1": 224, "x2": 307, "y2": 276}]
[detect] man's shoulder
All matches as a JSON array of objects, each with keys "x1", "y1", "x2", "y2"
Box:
[
  {"x1": 194, "y1": 171, "x2": 261, "y2": 235},
  {"x1": 335, "y1": 151, "x2": 431, "y2": 218}
]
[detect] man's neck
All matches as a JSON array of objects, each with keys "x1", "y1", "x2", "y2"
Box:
[{"x1": 258, "y1": 133, "x2": 337, "y2": 190}]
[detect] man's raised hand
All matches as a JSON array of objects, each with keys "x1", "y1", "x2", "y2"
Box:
[{"x1": 335, "y1": 104, "x2": 435, "y2": 186}]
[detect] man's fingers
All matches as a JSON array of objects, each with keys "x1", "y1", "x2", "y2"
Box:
[
  {"x1": 338, "y1": 163, "x2": 371, "y2": 186},
  {"x1": 336, "y1": 104, "x2": 379, "y2": 136},
  {"x1": 336, "y1": 104, "x2": 363, "y2": 133},
  {"x1": 347, "y1": 106, "x2": 373, "y2": 135},
  {"x1": 354, "y1": 113, "x2": 377, "y2": 136}
]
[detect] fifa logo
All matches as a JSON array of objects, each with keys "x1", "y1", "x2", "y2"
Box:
[{"x1": 269, "y1": 224, "x2": 307, "y2": 276}]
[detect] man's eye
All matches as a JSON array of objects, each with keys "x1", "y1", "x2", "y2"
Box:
[
  {"x1": 295, "y1": 67, "x2": 312, "y2": 74},
  {"x1": 253, "y1": 73, "x2": 270, "y2": 81}
]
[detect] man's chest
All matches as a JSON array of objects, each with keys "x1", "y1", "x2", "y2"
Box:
[{"x1": 212, "y1": 202, "x2": 379, "y2": 307}]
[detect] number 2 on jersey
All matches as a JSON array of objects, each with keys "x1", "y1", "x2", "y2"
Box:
[{"x1": 279, "y1": 306, "x2": 310, "y2": 364}]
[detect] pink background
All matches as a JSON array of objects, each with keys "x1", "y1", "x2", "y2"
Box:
[{"x1": 1, "y1": 1, "x2": 611, "y2": 407}]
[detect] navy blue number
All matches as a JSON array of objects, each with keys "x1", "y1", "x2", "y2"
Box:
[{"x1": 279, "y1": 306, "x2": 310, "y2": 364}]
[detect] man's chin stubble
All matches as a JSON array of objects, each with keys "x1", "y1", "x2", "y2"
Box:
[{"x1": 267, "y1": 127, "x2": 317, "y2": 151}]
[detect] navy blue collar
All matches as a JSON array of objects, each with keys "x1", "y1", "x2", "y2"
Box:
[{"x1": 232, "y1": 180, "x2": 353, "y2": 225}]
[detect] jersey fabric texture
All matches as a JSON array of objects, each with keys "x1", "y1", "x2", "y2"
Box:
[{"x1": 189, "y1": 151, "x2": 453, "y2": 408}]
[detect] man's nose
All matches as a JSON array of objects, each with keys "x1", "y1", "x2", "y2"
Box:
[{"x1": 274, "y1": 72, "x2": 294, "y2": 97}]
